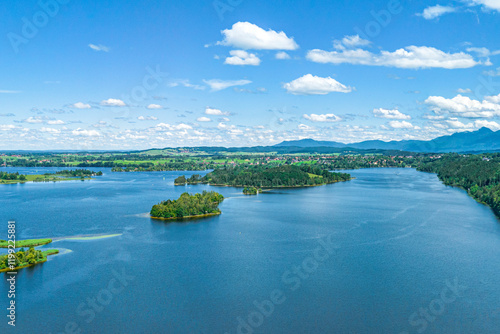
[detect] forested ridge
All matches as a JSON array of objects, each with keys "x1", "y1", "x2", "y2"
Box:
[
  {"x1": 175, "y1": 165, "x2": 351, "y2": 188},
  {"x1": 418, "y1": 154, "x2": 500, "y2": 218},
  {"x1": 150, "y1": 191, "x2": 224, "y2": 219}
]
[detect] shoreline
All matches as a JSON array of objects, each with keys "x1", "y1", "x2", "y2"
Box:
[
  {"x1": 180, "y1": 177, "x2": 354, "y2": 189},
  {"x1": 150, "y1": 212, "x2": 221, "y2": 221}
]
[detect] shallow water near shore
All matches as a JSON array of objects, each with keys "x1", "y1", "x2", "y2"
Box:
[{"x1": 1, "y1": 167, "x2": 499, "y2": 333}]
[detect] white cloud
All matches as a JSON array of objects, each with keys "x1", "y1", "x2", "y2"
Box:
[
  {"x1": 334, "y1": 35, "x2": 371, "y2": 49},
  {"x1": 71, "y1": 102, "x2": 91, "y2": 109},
  {"x1": 303, "y1": 113, "x2": 342, "y2": 122},
  {"x1": 203, "y1": 79, "x2": 252, "y2": 91},
  {"x1": 224, "y1": 50, "x2": 261, "y2": 66},
  {"x1": 388, "y1": 121, "x2": 416, "y2": 129},
  {"x1": 307, "y1": 45, "x2": 481, "y2": 69},
  {"x1": 101, "y1": 98, "x2": 126, "y2": 107},
  {"x1": 466, "y1": 47, "x2": 500, "y2": 57},
  {"x1": 372, "y1": 108, "x2": 411, "y2": 120},
  {"x1": 425, "y1": 94, "x2": 500, "y2": 118},
  {"x1": 138, "y1": 116, "x2": 158, "y2": 121},
  {"x1": 168, "y1": 80, "x2": 206, "y2": 90},
  {"x1": 205, "y1": 107, "x2": 229, "y2": 116},
  {"x1": 283, "y1": 74, "x2": 353, "y2": 95},
  {"x1": 47, "y1": 120, "x2": 65, "y2": 125},
  {"x1": 467, "y1": 0, "x2": 500, "y2": 12},
  {"x1": 89, "y1": 44, "x2": 110, "y2": 52},
  {"x1": 275, "y1": 51, "x2": 291, "y2": 59},
  {"x1": 446, "y1": 118, "x2": 473, "y2": 129},
  {"x1": 417, "y1": 5, "x2": 456, "y2": 20},
  {"x1": 156, "y1": 123, "x2": 192, "y2": 130},
  {"x1": 197, "y1": 117, "x2": 212, "y2": 122},
  {"x1": 423, "y1": 115, "x2": 446, "y2": 120},
  {"x1": 483, "y1": 67, "x2": 500, "y2": 77},
  {"x1": 72, "y1": 128, "x2": 101, "y2": 136},
  {"x1": 298, "y1": 124, "x2": 317, "y2": 132},
  {"x1": 474, "y1": 120, "x2": 500, "y2": 131},
  {"x1": 0, "y1": 125, "x2": 15, "y2": 131},
  {"x1": 23, "y1": 116, "x2": 44, "y2": 124},
  {"x1": 40, "y1": 127, "x2": 60, "y2": 133},
  {"x1": 457, "y1": 88, "x2": 472, "y2": 93},
  {"x1": 147, "y1": 104, "x2": 163, "y2": 109},
  {"x1": 217, "y1": 22, "x2": 299, "y2": 50}
]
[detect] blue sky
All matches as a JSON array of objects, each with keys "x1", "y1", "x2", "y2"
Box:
[{"x1": 1, "y1": 0, "x2": 500, "y2": 150}]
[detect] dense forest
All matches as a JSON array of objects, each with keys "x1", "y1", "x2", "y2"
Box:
[
  {"x1": 176, "y1": 165, "x2": 352, "y2": 188},
  {"x1": 418, "y1": 154, "x2": 500, "y2": 218},
  {"x1": 150, "y1": 191, "x2": 224, "y2": 219}
]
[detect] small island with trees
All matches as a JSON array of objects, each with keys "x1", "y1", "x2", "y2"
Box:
[
  {"x1": 150, "y1": 191, "x2": 224, "y2": 220},
  {"x1": 0, "y1": 238, "x2": 59, "y2": 273},
  {"x1": 243, "y1": 187, "x2": 261, "y2": 195},
  {"x1": 0, "y1": 169, "x2": 102, "y2": 184}
]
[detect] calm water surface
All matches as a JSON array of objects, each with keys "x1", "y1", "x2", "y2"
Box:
[{"x1": 0, "y1": 167, "x2": 499, "y2": 333}]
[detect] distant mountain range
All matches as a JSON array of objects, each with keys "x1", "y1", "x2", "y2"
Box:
[{"x1": 275, "y1": 128, "x2": 500, "y2": 153}]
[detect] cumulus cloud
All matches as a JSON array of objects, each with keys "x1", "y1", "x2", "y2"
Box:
[
  {"x1": 47, "y1": 120, "x2": 65, "y2": 125},
  {"x1": 138, "y1": 116, "x2": 158, "y2": 121},
  {"x1": 372, "y1": 108, "x2": 411, "y2": 120},
  {"x1": 156, "y1": 123, "x2": 193, "y2": 130},
  {"x1": 72, "y1": 128, "x2": 101, "y2": 136},
  {"x1": 446, "y1": 118, "x2": 473, "y2": 129},
  {"x1": 40, "y1": 127, "x2": 60, "y2": 134},
  {"x1": 197, "y1": 117, "x2": 212, "y2": 122},
  {"x1": 334, "y1": 35, "x2": 371, "y2": 49},
  {"x1": 22, "y1": 116, "x2": 45, "y2": 124},
  {"x1": 71, "y1": 102, "x2": 91, "y2": 109},
  {"x1": 457, "y1": 88, "x2": 472, "y2": 93},
  {"x1": 89, "y1": 44, "x2": 110, "y2": 52},
  {"x1": 217, "y1": 22, "x2": 299, "y2": 50},
  {"x1": 147, "y1": 104, "x2": 163, "y2": 109},
  {"x1": 307, "y1": 45, "x2": 481, "y2": 69},
  {"x1": 303, "y1": 113, "x2": 342, "y2": 122},
  {"x1": 0, "y1": 125, "x2": 15, "y2": 131},
  {"x1": 100, "y1": 98, "x2": 126, "y2": 107},
  {"x1": 424, "y1": 94, "x2": 500, "y2": 118},
  {"x1": 283, "y1": 74, "x2": 353, "y2": 95},
  {"x1": 466, "y1": 47, "x2": 500, "y2": 57},
  {"x1": 275, "y1": 51, "x2": 291, "y2": 59},
  {"x1": 467, "y1": 0, "x2": 500, "y2": 12},
  {"x1": 205, "y1": 107, "x2": 230, "y2": 116},
  {"x1": 203, "y1": 79, "x2": 252, "y2": 91},
  {"x1": 224, "y1": 50, "x2": 261, "y2": 66},
  {"x1": 475, "y1": 119, "x2": 500, "y2": 131},
  {"x1": 388, "y1": 121, "x2": 417, "y2": 129},
  {"x1": 417, "y1": 5, "x2": 456, "y2": 20}
]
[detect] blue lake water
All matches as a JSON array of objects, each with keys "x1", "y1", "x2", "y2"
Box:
[{"x1": 1, "y1": 167, "x2": 499, "y2": 333}]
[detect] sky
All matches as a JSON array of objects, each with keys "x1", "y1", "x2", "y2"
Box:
[{"x1": 1, "y1": 0, "x2": 500, "y2": 150}]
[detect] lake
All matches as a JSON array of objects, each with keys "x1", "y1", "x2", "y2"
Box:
[{"x1": 1, "y1": 167, "x2": 499, "y2": 333}]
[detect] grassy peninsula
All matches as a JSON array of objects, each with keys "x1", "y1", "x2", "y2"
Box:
[
  {"x1": 151, "y1": 191, "x2": 224, "y2": 220},
  {"x1": 175, "y1": 165, "x2": 352, "y2": 188},
  {"x1": 0, "y1": 169, "x2": 102, "y2": 184},
  {"x1": 0, "y1": 238, "x2": 52, "y2": 248}
]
